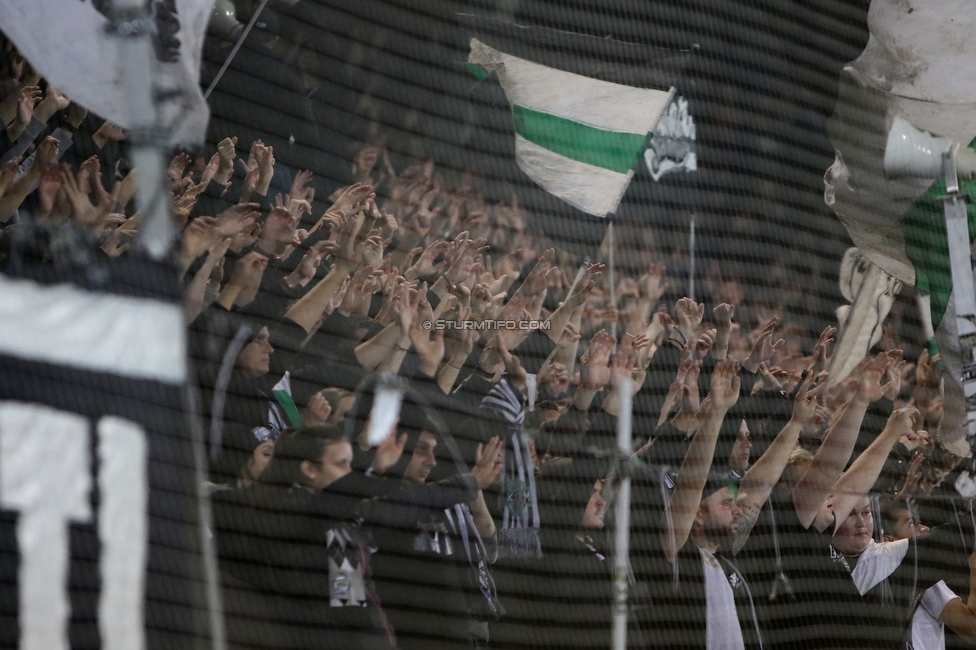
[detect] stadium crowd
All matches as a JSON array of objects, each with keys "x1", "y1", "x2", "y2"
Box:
[{"x1": 1, "y1": 15, "x2": 976, "y2": 650}]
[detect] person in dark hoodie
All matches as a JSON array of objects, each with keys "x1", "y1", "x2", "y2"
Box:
[
  {"x1": 187, "y1": 251, "x2": 311, "y2": 485},
  {"x1": 363, "y1": 402, "x2": 505, "y2": 650},
  {"x1": 498, "y1": 457, "x2": 612, "y2": 650}
]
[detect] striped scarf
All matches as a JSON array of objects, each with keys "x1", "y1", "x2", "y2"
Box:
[{"x1": 481, "y1": 378, "x2": 542, "y2": 559}]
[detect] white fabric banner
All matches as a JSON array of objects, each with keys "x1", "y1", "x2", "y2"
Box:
[
  {"x1": 469, "y1": 38, "x2": 672, "y2": 135},
  {"x1": 0, "y1": 0, "x2": 213, "y2": 144},
  {"x1": 514, "y1": 134, "x2": 634, "y2": 217},
  {"x1": 0, "y1": 274, "x2": 186, "y2": 384},
  {"x1": 825, "y1": 0, "x2": 976, "y2": 452}
]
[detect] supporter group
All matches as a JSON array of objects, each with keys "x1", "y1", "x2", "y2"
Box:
[{"x1": 1, "y1": 19, "x2": 975, "y2": 650}]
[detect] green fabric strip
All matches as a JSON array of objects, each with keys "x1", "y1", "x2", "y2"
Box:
[
  {"x1": 512, "y1": 104, "x2": 649, "y2": 174},
  {"x1": 464, "y1": 62, "x2": 490, "y2": 82},
  {"x1": 901, "y1": 140, "x2": 976, "y2": 329},
  {"x1": 273, "y1": 389, "x2": 303, "y2": 429}
]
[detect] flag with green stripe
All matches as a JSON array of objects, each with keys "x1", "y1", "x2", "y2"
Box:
[
  {"x1": 825, "y1": 0, "x2": 976, "y2": 450},
  {"x1": 272, "y1": 372, "x2": 303, "y2": 429},
  {"x1": 826, "y1": 68, "x2": 976, "y2": 332},
  {"x1": 468, "y1": 38, "x2": 674, "y2": 218}
]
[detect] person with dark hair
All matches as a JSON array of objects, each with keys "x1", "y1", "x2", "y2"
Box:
[
  {"x1": 881, "y1": 498, "x2": 930, "y2": 542},
  {"x1": 212, "y1": 425, "x2": 396, "y2": 650},
  {"x1": 188, "y1": 250, "x2": 316, "y2": 486},
  {"x1": 363, "y1": 411, "x2": 505, "y2": 650},
  {"x1": 728, "y1": 421, "x2": 752, "y2": 477},
  {"x1": 497, "y1": 459, "x2": 611, "y2": 650}
]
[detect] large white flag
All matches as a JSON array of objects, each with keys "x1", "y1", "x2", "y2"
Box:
[
  {"x1": 468, "y1": 38, "x2": 674, "y2": 218},
  {"x1": 824, "y1": 0, "x2": 976, "y2": 453},
  {"x1": 0, "y1": 0, "x2": 213, "y2": 144}
]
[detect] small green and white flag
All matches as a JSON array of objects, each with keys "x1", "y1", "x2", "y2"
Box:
[{"x1": 468, "y1": 38, "x2": 674, "y2": 218}]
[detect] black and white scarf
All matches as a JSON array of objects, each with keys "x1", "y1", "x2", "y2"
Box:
[
  {"x1": 445, "y1": 503, "x2": 505, "y2": 620},
  {"x1": 482, "y1": 378, "x2": 541, "y2": 559}
]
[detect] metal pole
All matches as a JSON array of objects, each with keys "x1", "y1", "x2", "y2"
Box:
[
  {"x1": 109, "y1": 0, "x2": 174, "y2": 260},
  {"x1": 689, "y1": 214, "x2": 696, "y2": 302},
  {"x1": 940, "y1": 151, "x2": 976, "y2": 436},
  {"x1": 109, "y1": 2, "x2": 224, "y2": 647},
  {"x1": 203, "y1": 0, "x2": 271, "y2": 100},
  {"x1": 185, "y1": 383, "x2": 228, "y2": 650},
  {"x1": 608, "y1": 221, "x2": 617, "y2": 342},
  {"x1": 612, "y1": 376, "x2": 633, "y2": 650}
]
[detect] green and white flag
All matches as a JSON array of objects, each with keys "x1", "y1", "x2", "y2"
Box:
[
  {"x1": 468, "y1": 38, "x2": 674, "y2": 218},
  {"x1": 825, "y1": 0, "x2": 976, "y2": 329},
  {"x1": 825, "y1": 0, "x2": 976, "y2": 451}
]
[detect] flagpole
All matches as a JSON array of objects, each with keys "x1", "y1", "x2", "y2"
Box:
[
  {"x1": 608, "y1": 220, "x2": 617, "y2": 342},
  {"x1": 612, "y1": 376, "x2": 633, "y2": 650},
  {"x1": 607, "y1": 217, "x2": 619, "y2": 344},
  {"x1": 688, "y1": 213, "x2": 696, "y2": 302},
  {"x1": 108, "y1": 0, "x2": 173, "y2": 260}
]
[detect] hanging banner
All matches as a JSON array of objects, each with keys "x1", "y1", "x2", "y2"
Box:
[
  {"x1": 824, "y1": 0, "x2": 976, "y2": 453},
  {"x1": 0, "y1": 255, "x2": 208, "y2": 650},
  {"x1": 0, "y1": 0, "x2": 214, "y2": 144}
]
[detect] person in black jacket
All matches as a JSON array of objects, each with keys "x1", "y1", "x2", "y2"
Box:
[
  {"x1": 213, "y1": 425, "x2": 395, "y2": 650},
  {"x1": 501, "y1": 458, "x2": 611, "y2": 650},
  {"x1": 365, "y1": 411, "x2": 504, "y2": 650}
]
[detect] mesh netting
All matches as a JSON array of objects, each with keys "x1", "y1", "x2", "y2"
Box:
[{"x1": 2, "y1": 1, "x2": 976, "y2": 649}]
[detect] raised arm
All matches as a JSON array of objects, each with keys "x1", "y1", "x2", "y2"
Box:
[
  {"x1": 407, "y1": 290, "x2": 445, "y2": 378},
  {"x1": 185, "y1": 239, "x2": 230, "y2": 321},
  {"x1": 939, "y1": 550, "x2": 976, "y2": 644},
  {"x1": 437, "y1": 305, "x2": 477, "y2": 394},
  {"x1": 216, "y1": 251, "x2": 268, "y2": 311},
  {"x1": 793, "y1": 351, "x2": 893, "y2": 529},
  {"x1": 0, "y1": 137, "x2": 57, "y2": 222},
  {"x1": 662, "y1": 358, "x2": 740, "y2": 562},
  {"x1": 355, "y1": 321, "x2": 404, "y2": 372},
  {"x1": 733, "y1": 375, "x2": 822, "y2": 553},
  {"x1": 828, "y1": 405, "x2": 919, "y2": 530},
  {"x1": 500, "y1": 248, "x2": 553, "y2": 350},
  {"x1": 356, "y1": 283, "x2": 419, "y2": 372},
  {"x1": 468, "y1": 437, "x2": 503, "y2": 538},
  {"x1": 546, "y1": 262, "x2": 601, "y2": 343},
  {"x1": 574, "y1": 329, "x2": 615, "y2": 412},
  {"x1": 283, "y1": 214, "x2": 363, "y2": 332},
  {"x1": 710, "y1": 303, "x2": 734, "y2": 360}
]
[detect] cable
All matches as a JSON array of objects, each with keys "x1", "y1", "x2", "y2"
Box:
[{"x1": 203, "y1": 0, "x2": 271, "y2": 100}]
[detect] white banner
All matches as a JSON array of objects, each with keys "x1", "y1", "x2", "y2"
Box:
[
  {"x1": 825, "y1": 0, "x2": 976, "y2": 453},
  {"x1": 0, "y1": 0, "x2": 214, "y2": 144}
]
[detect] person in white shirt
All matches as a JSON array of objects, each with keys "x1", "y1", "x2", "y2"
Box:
[
  {"x1": 819, "y1": 400, "x2": 976, "y2": 650},
  {"x1": 831, "y1": 495, "x2": 976, "y2": 649}
]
